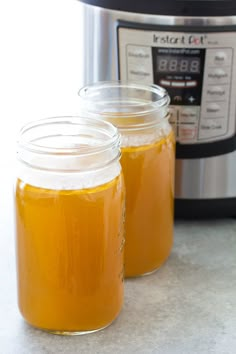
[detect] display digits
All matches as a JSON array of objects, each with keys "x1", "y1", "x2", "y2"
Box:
[
  {"x1": 169, "y1": 59, "x2": 178, "y2": 72},
  {"x1": 179, "y1": 60, "x2": 189, "y2": 73},
  {"x1": 190, "y1": 60, "x2": 200, "y2": 73},
  {"x1": 158, "y1": 59, "x2": 168, "y2": 72},
  {"x1": 157, "y1": 56, "x2": 200, "y2": 73}
]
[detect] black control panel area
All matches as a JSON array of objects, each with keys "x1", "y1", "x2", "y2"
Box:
[{"x1": 152, "y1": 47, "x2": 206, "y2": 106}]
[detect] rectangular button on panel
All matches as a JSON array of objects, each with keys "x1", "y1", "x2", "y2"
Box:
[
  {"x1": 127, "y1": 45, "x2": 152, "y2": 62},
  {"x1": 171, "y1": 81, "x2": 185, "y2": 87},
  {"x1": 198, "y1": 118, "x2": 227, "y2": 140},
  {"x1": 179, "y1": 125, "x2": 197, "y2": 142},
  {"x1": 127, "y1": 45, "x2": 153, "y2": 84},
  {"x1": 128, "y1": 66, "x2": 152, "y2": 82},
  {"x1": 160, "y1": 80, "x2": 171, "y2": 87},
  {"x1": 179, "y1": 106, "x2": 199, "y2": 123},
  {"x1": 186, "y1": 81, "x2": 197, "y2": 87}
]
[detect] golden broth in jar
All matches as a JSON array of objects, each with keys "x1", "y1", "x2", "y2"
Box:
[
  {"x1": 79, "y1": 82, "x2": 175, "y2": 277},
  {"x1": 121, "y1": 131, "x2": 175, "y2": 277},
  {"x1": 15, "y1": 117, "x2": 125, "y2": 334},
  {"x1": 16, "y1": 175, "x2": 125, "y2": 332}
]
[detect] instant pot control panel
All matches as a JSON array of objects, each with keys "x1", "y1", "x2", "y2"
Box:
[{"x1": 118, "y1": 24, "x2": 236, "y2": 149}]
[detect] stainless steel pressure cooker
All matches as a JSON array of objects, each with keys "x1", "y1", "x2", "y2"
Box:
[{"x1": 78, "y1": 0, "x2": 236, "y2": 217}]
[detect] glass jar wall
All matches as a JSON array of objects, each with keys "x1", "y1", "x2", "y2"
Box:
[
  {"x1": 79, "y1": 82, "x2": 175, "y2": 277},
  {"x1": 15, "y1": 117, "x2": 125, "y2": 334}
]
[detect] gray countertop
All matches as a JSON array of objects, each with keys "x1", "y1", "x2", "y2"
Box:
[{"x1": 1, "y1": 210, "x2": 236, "y2": 354}]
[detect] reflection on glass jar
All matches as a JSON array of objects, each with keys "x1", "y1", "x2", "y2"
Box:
[
  {"x1": 15, "y1": 117, "x2": 125, "y2": 334},
  {"x1": 79, "y1": 82, "x2": 175, "y2": 277}
]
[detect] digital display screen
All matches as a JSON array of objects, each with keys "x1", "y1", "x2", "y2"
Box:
[{"x1": 156, "y1": 56, "x2": 201, "y2": 74}]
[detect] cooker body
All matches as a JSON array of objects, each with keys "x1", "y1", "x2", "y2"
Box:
[{"x1": 79, "y1": 2, "x2": 236, "y2": 217}]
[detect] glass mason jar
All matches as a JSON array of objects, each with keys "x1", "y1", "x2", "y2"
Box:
[
  {"x1": 79, "y1": 82, "x2": 175, "y2": 277},
  {"x1": 15, "y1": 117, "x2": 125, "y2": 334}
]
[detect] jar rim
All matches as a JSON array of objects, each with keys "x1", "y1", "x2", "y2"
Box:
[
  {"x1": 17, "y1": 116, "x2": 120, "y2": 157},
  {"x1": 78, "y1": 81, "x2": 170, "y2": 118}
]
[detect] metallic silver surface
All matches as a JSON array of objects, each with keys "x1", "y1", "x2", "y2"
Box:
[
  {"x1": 79, "y1": 2, "x2": 236, "y2": 200},
  {"x1": 80, "y1": 2, "x2": 236, "y2": 84},
  {"x1": 175, "y1": 151, "x2": 236, "y2": 199}
]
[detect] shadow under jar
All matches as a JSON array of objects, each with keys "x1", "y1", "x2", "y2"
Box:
[
  {"x1": 79, "y1": 82, "x2": 175, "y2": 277},
  {"x1": 15, "y1": 117, "x2": 125, "y2": 334}
]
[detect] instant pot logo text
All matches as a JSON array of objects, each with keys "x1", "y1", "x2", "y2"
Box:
[{"x1": 153, "y1": 34, "x2": 206, "y2": 45}]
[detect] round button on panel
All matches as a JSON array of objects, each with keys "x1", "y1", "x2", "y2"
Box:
[
  {"x1": 208, "y1": 68, "x2": 229, "y2": 83},
  {"x1": 128, "y1": 64, "x2": 152, "y2": 83},
  {"x1": 202, "y1": 101, "x2": 228, "y2": 119},
  {"x1": 207, "y1": 86, "x2": 226, "y2": 98},
  {"x1": 206, "y1": 48, "x2": 232, "y2": 68},
  {"x1": 206, "y1": 103, "x2": 221, "y2": 114},
  {"x1": 127, "y1": 45, "x2": 151, "y2": 60},
  {"x1": 214, "y1": 51, "x2": 227, "y2": 64}
]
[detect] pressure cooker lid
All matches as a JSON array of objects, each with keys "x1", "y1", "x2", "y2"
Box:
[{"x1": 79, "y1": 0, "x2": 236, "y2": 17}]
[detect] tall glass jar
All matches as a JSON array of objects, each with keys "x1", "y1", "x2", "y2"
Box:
[
  {"x1": 15, "y1": 117, "x2": 125, "y2": 334},
  {"x1": 79, "y1": 82, "x2": 175, "y2": 277}
]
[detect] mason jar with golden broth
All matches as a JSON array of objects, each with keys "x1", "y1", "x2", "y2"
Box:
[
  {"x1": 79, "y1": 83, "x2": 175, "y2": 277},
  {"x1": 15, "y1": 117, "x2": 125, "y2": 334}
]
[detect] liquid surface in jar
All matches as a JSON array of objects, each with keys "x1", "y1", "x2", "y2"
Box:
[
  {"x1": 15, "y1": 174, "x2": 125, "y2": 332},
  {"x1": 121, "y1": 131, "x2": 175, "y2": 277}
]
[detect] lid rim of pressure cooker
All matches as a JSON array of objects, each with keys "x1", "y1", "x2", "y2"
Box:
[{"x1": 78, "y1": 0, "x2": 236, "y2": 17}]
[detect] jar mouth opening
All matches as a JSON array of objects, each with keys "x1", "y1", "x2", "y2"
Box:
[
  {"x1": 79, "y1": 81, "x2": 170, "y2": 121},
  {"x1": 17, "y1": 116, "x2": 120, "y2": 156}
]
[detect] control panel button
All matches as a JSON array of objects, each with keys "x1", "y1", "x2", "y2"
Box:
[
  {"x1": 128, "y1": 65, "x2": 152, "y2": 82},
  {"x1": 184, "y1": 94, "x2": 197, "y2": 104},
  {"x1": 186, "y1": 81, "x2": 197, "y2": 87},
  {"x1": 160, "y1": 79, "x2": 171, "y2": 87},
  {"x1": 171, "y1": 81, "x2": 185, "y2": 87},
  {"x1": 205, "y1": 48, "x2": 232, "y2": 67},
  {"x1": 173, "y1": 95, "x2": 183, "y2": 103},
  {"x1": 206, "y1": 103, "x2": 221, "y2": 113},
  {"x1": 207, "y1": 68, "x2": 230, "y2": 85},
  {"x1": 127, "y1": 44, "x2": 152, "y2": 60},
  {"x1": 179, "y1": 125, "x2": 197, "y2": 141},
  {"x1": 214, "y1": 52, "x2": 227, "y2": 64},
  {"x1": 198, "y1": 118, "x2": 227, "y2": 139},
  {"x1": 206, "y1": 86, "x2": 229, "y2": 100},
  {"x1": 201, "y1": 102, "x2": 228, "y2": 119},
  {"x1": 179, "y1": 107, "x2": 199, "y2": 123}
]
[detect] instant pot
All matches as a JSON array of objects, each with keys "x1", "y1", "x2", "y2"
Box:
[{"x1": 78, "y1": 0, "x2": 236, "y2": 217}]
